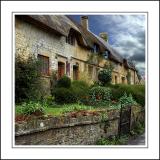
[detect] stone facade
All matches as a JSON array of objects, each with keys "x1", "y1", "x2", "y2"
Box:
[{"x1": 15, "y1": 16, "x2": 140, "y2": 92}]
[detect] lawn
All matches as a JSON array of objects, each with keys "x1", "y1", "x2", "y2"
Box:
[{"x1": 15, "y1": 103, "x2": 103, "y2": 117}]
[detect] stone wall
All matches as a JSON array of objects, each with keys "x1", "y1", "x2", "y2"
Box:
[{"x1": 15, "y1": 106, "x2": 144, "y2": 145}]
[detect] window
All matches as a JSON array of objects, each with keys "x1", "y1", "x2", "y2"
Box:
[
  {"x1": 58, "y1": 62, "x2": 65, "y2": 79},
  {"x1": 66, "y1": 33, "x2": 75, "y2": 46},
  {"x1": 73, "y1": 64, "x2": 79, "y2": 80},
  {"x1": 115, "y1": 76, "x2": 117, "y2": 84},
  {"x1": 93, "y1": 43, "x2": 100, "y2": 53},
  {"x1": 38, "y1": 54, "x2": 49, "y2": 76},
  {"x1": 122, "y1": 77, "x2": 125, "y2": 84},
  {"x1": 103, "y1": 50, "x2": 109, "y2": 59}
]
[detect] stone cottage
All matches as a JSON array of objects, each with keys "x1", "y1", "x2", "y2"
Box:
[{"x1": 15, "y1": 15, "x2": 140, "y2": 90}]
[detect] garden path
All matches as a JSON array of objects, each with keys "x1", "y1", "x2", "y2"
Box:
[{"x1": 128, "y1": 133, "x2": 145, "y2": 145}]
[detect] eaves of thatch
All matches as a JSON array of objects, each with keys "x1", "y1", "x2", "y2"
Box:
[{"x1": 16, "y1": 15, "x2": 136, "y2": 71}]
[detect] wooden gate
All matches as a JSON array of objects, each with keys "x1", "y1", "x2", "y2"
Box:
[{"x1": 119, "y1": 105, "x2": 131, "y2": 136}]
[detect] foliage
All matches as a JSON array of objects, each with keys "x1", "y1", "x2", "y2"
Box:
[
  {"x1": 87, "y1": 53, "x2": 104, "y2": 66},
  {"x1": 126, "y1": 71, "x2": 131, "y2": 84},
  {"x1": 16, "y1": 102, "x2": 95, "y2": 117},
  {"x1": 50, "y1": 70, "x2": 58, "y2": 95},
  {"x1": 42, "y1": 95, "x2": 55, "y2": 106},
  {"x1": 72, "y1": 80, "x2": 89, "y2": 90},
  {"x1": 84, "y1": 86, "x2": 111, "y2": 106},
  {"x1": 130, "y1": 122, "x2": 145, "y2": 136},
  {"x1": 15, "y1": 54, "x2": 43, "y2": 103},
  {"x1": 96, "y1": 135, "x2": 129, "y2": 145},
  {"x1": 119, "y1": 93, "x2": 137, "y2": 107},
  {"x1": 16, "y1": 101, "x2": 45, "y2": 115},
  {"x1": 62, "y1": 103, "x2": 93, "y2": 113},
  {"x1": 52, "y1": 87, "x2": 77, "y2": 104},
  {"x1": 110, "y1": 84, "x2": 145, "y2": 107},
  {"x1": 98, "y1": 69, "x2": 112, "y2": 86},
  {"x1": 91, "y1": 81, "x2": 102, "y2": 87},
  {"x1": 71, "y1": 80, "x2": 90, "y2": 102},
  {"x1": 44, "y1": 104, "x2": 95, "y2": 116},
  {"x1": 55, "y1": 75, "x2": 71, "y2": 89}
]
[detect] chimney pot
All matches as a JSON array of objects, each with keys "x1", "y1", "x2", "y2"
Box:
[{"x1": 81, "y1": 16, "x2": 89, "y2": 30}]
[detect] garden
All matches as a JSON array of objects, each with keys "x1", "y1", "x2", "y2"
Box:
[{"x1": 15, "y1": 54, "x2": 145, "y2": 145}]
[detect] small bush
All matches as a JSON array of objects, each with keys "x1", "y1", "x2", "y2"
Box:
[
  {"x1": 119, "y1": 93, "x2": 137, "y2": 107},
  {"x1": 56, "y1": 75, "x2": 71, "y2": 88},
  {"x1": 96, "y1": 135, "x2": 128, "y2": 145},
  {"x1": 43, "y1": 95, "x2": 55, "y2": 106},
  {"x1": 86, "y1": 86, "x2": 111, "y2": 106},
  {"x1": 15, "y1": 54, "x2": 42, "y2": 103},
  {"x1": 53, "y1": 87, "x2": 77, "y2": 104},
  {"x1": 16, "y1": 101, "x2": 45, "y2": 116},
  {"x1": 71, "y1": 80, "x2": 90, "y2": 102},
  {"x1": 98, "y1": 69, "x2": 112, "y2": 86},
  {"x1": 110, "y1": 84, "x2": 145, "y2": 107}
]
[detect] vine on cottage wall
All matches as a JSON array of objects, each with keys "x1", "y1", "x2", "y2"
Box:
[{"x1": 126, "y1": 71, "x2": 131, "y2": 84}]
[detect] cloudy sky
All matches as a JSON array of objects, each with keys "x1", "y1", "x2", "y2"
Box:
[{"x1": 69, "y1": 15, "x2": 146, "y2": 77}]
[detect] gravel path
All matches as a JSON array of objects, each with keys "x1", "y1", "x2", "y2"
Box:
[{"x1": 128, "y1": 133, "x2": 145, "y2": 145}]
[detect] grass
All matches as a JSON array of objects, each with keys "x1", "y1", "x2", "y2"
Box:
[
  {"x1": 45, "y1": 104, "x2": 95, "y2": 116},
  {"x1": 15, "y1": 103, "x2": 98, "y2": 117},
  {"x1": 96, "y1": 135, "x2": 129, "y2": 145}
]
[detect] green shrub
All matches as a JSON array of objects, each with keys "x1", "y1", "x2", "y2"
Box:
[
  {"x1": 110, "y1": 84, "x2": 145, "y2": 107},
  {"x1": 50, "y1": 70, "x2": 58, "y2": 95},
  {"x1": 15, "y1": 54, "x2": 42, "y2": 103},
  {"x1": 72, "y1": 80, "x2": 89, "y2": 89},
  {"x1": 98, "y1": 69, "x2": 112, "y2": 86},
  {"x1": 16, "y1": 101, "x2": 45, "y2": 115},
  {"x1": 131, "y1": 121, "x2": 145, "y2": 136},
  {"x1": 42, "y1": 95, "x2": 55, "y2": 106},
  {"x1": 119, "y1": 93, "x2": 137, "y2": 107},
  {"x1": 56, "y1": 75, "x2": 71, "y2": 88},
  {"x1": 71, "y1": 80, "x2": 90, "y2": 102},
  {"x1": 96, "y1": 135, "x2": 128, "y2": 145},
  {"x1": 53, "y1": 87, "x2": 77, "y2": 104},
  {"x1": 86, "y1": 86, "x2": 111, "y2": 106}
]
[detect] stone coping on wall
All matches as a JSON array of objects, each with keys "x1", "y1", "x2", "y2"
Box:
[{"x1": 15, "y1": 109, "x2": 120, "y2": 137}]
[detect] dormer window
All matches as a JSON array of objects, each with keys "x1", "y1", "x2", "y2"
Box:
[
  {"x1": 103, "y1": 50, "x2": 109, "y2": 59},
  {"x1": 66, "y1": 33, "x2": 75, "y2": 46},
  {"x1": 93, "y1": 43, "x2": 100, "y2": 53}
]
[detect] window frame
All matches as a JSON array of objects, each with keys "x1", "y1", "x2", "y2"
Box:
[
  {"x1": 37, "y1": 54, "x2": 50, "y2": 76},
  {"x1": 66, "y1": 33, "x2": 75, "y2": 46}
]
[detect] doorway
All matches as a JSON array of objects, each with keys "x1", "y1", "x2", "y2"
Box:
[
  {"x1": 73, "y1": 65, "x2": 79, "y2": 80},
  {"x1": 58, "y1": 62, "x2": 65, "y2": 79}
]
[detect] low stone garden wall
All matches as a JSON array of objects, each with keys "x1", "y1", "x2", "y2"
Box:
[{"x1": 15, "y1": 106, "x2": 144, "y2": 145}]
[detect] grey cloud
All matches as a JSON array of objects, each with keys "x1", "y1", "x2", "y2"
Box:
[{"x1": 130, "y1": 53, "x2": 145, "y2": 62}]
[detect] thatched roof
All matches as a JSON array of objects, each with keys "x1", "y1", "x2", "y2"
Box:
[
  {"x1": 16, "y1": 15, "x2": 136, "y2": 70},
  {"x1": 28, "y1": 15, "x2": 80, "y2": 36},
  {"x1": 95, "y1": 35, "x2": 124, "y2": 63},
  {"x1": 123, "y1": 59, "x2": 136, "y2": 70}
]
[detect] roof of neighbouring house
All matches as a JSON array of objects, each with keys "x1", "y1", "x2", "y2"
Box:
[
  {"x1": 94, "y1": 35, "x2": 124, "y2": 63},
  {"x1": 125, "y1": 60, "x2": 137, "y2": 70},
  {"x1": 16, "y1": 15, "x2": 136, "y2": 70}
]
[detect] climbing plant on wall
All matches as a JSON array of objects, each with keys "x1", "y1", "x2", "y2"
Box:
[{"x1": 126, "y1": 71, "x2": 131, "y2": 84}]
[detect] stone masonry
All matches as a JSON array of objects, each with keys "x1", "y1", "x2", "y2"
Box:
[{"x1": 15, "y1": 106, "x2": 144, "y2": 145}]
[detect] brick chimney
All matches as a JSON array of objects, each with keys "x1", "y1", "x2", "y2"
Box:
[
  {"x1": 99, "y1": 32, "x2": 108, "y2": 42},
  {"x1": 81, "y1": 16, "x2": 89, "y2": 30}
]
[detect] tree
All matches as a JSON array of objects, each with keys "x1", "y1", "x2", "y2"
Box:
[{"x1": 15, "y1": 54, "x2": 42, "y2": 103}]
